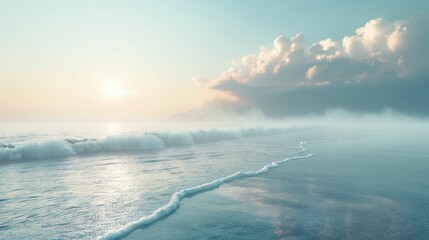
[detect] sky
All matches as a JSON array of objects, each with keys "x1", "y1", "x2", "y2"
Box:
[{"x1": 0, "y1": 0, "x2": 428, "y2": 121}]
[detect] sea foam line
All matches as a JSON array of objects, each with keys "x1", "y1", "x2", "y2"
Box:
[
  {"x1": 0, "y1": 127, "x2": 288, "y2": 162},
  {"x1": 99, "y1": 143, "x2": 313, "y2": 240}
]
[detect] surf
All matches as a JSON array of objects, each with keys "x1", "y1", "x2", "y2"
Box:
[
  {"x1": 0, "y1": 127, "x2": 287, "y2": 162},
  {"x1": 99, "y1": 142, "x2": 313, "y2": 240}
]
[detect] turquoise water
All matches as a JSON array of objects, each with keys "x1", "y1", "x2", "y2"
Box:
[
  {"x1": 0, "y1": 123, "x2": 308, "y2": 239},
  {"x1": 1, "y1": 122, "x2": 428, "y2": 239},
  {"x1": 125, "y1": 123, "x2": 429, "y2": 240}
]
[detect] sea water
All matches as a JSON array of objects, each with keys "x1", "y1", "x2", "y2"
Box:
[
  {"x1": 0, "y1": 122, "x2": 312, "y2": 239},
  {"x1": 124, "y1": 122, "x2": 429, "y2": 240},
  {"x1": 0, "y1": 122, "x2": 428, "y2": 239}
]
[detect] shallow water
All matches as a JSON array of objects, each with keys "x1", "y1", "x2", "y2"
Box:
[
  {"x1": 125, "y1": 123, "x2": 429, "y2": 240},
  {"x1": 1, "y1": 122, "x2": 428, "y2": 239},
  {"x1": 0, "y1": 123, "x2": 313, "y2": 239}
]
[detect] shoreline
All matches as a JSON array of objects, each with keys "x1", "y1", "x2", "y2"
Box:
[
  {"x1": 123, "y1": 134, "x2": 429, "y2": 239},
  {"x1": 100, "y1": 142, "x2": 313, "y2": 240}
]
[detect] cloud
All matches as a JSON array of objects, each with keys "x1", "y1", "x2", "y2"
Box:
[
  {"x1": 192, "y1": 75, "x2": 210, "y2": 87},
  {"x1": 190, "y1": 13, "x2": 429, "y2": 118},
  {"x1": 170, "y1": 98, "x2": 267, "y2": 122}
]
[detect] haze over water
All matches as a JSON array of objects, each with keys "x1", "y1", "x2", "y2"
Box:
[{"x1": 1, "y1": 1, "x2": 429, "y2": 239}]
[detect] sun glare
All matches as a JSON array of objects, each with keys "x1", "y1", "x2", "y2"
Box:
[
  {"x1": 103, "y1": 82, "x2": 127, "y2": 99},
  {"x1": 106, "y1": 122, "x2": 121, "y2": 135}
]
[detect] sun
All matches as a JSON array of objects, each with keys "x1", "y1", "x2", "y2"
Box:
[{"x1": 103, "y1": 82, "x2": 127, "y2": 99}]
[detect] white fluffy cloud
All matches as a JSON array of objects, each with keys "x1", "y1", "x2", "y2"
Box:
[
  {"x1": 185, "y1": 14, "x2": 429, "y2": 118},
  {"x1": 207, "y1": 13, "x2": 428, "y2": 90}
]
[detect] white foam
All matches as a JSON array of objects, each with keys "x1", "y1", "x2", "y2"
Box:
[
  {"x1": 0, "y1": 127, "x2": 287, "y2": 161},
  {"x1": 102, "y1": 134, "x2": 165, "y2": 152},
  {"x1": 0, "y1": 139, "x2": 75, "y2": 161},
  {"x1": 98, "y1": 142, "x2": 313, "y2": 240},
  {"x1": 153, "y1": 131, "x2": 195, "y2": 147}
]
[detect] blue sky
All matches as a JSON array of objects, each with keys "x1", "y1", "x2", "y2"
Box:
[
  {"x1": 2, "y1": 0, "x2": 427, "y2": 76},
  {"x1": 0, "y1": 0, "x2": 428, "y2": 120}
]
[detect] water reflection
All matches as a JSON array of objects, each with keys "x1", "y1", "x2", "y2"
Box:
[{"x1": 106, "y1": 122, "x2": 121, "y2": 135}]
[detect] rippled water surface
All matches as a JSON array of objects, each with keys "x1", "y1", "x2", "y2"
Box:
[
  {"x1": 1, "y1": 122, "x2": 427, "y2": 239},
  {"x1": 0, "y1": 123, "x2": 313, "y2": 239}
]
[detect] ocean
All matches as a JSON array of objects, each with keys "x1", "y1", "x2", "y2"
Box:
[{"x1": 0, "y1": 122, "x2": 428, "y2": 239}]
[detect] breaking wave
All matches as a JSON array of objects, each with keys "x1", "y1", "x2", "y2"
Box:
[{"x1": 0, "y1": 127, "x2": 285, "y2": 161}]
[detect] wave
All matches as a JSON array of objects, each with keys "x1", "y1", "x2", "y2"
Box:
[
  {"x1": 98, "y1": 142, "x2": 313, "y2": 240},
  {"x1": 0, "y1": 140, "x2": 75, "y2": 161},
  {"x1": 0, "y1": 127, "x2": 286, "y2": 161}
]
